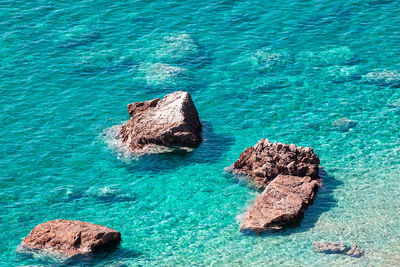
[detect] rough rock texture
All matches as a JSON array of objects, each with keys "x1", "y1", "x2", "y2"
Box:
[
  {"x1": 313, "y1": 241, "x2": 364, "y2": 258},
  {"x1": 240, "y1": 175, "x2": 319, "y2": 233},
  {"x1": 346, "y1": 243, "x2": 364, "y2": 258},
  {"x1": 119, "y1": 91, "x2": 202, "y2": 152},
  {"x1": 232, "y1": 139, "x2": 320, "y2": 190},
  {"x1": 21, "y1": 219, "x2": 121, "y2": 257},
  {"x1": 313, "y1": 241, "x2": 348, "y2": 254}
]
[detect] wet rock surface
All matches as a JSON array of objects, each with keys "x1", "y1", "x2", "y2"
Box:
[
  {"x1": 21, "y1": 219, "x2": 121, "y2": 257},
  {"x1": 119, "y1": 91, "x2": 202, "y2": 153},
  {"x1": 231, "y1": 139, "x2": 320, "y2": 190},
  {"x1": 240, "y1": 175, "x2": 319, "y2": 233}
]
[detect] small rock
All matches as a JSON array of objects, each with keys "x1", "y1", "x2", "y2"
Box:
[
  {"x1": 313, "y1": 241, "x2": 364, "y2": 258},
  {"x1": 20, "y1": 219, "x2": 121, "y2": 257},
  {"x1": 346, "y1": 243, "x2": 364, "y2": 258},
  {"x1": 313, "y1": 241, "x2": 348, "y2": 254}
]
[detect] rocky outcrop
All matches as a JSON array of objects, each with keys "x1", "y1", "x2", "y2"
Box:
[
  {"x1": 119, "y1": 91, "x2": 202, "y2": 153},
  {"x1": 231, "y1": 139, "x2": 319, "y2": 190},
  {"x1": 240, "y1": 175, "x2": 319, "y2": 233},
  {"x1": 20, "y1": 219, "x2": 121, "y2": 257},
  {"x1": 313, "y1": 241, "x2": 364, "y2": 258}
]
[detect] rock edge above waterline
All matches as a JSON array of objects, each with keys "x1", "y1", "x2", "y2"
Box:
[{"x1": 20, "y1": 219, "x2": 121, "y2": 257}]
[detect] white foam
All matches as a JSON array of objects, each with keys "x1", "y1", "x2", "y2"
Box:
[
  {"x1": 102, "y1": 124, "x2": 136, "y2": 161},
  {"x1": 102, "y1": 124, "x2": 176, "y2": 160}
]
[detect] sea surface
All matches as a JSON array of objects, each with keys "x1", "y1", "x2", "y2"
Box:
[{"x1": 1, "y1": 0, "x2": 400, "y2": 266}]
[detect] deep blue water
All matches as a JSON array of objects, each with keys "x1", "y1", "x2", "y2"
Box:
[{"x1": 1, "y1": 0, "x2": 400, "y2": 266}]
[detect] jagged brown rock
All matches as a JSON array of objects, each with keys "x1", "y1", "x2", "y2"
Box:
[
  {"x1": 240, "y1": 175, "x2": 319, "y2": 233},
  {"x1": 21, "y1": 219, "x2": 121, "y2": 257},
  {"x1": 231, "y1": 139, "x2": 320, "y2": 190},
  {"x1": 119, "y1": 91, "x2": 202, "y2": 152}
]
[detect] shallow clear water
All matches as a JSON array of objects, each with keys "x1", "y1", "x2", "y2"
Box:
[{"x1": 1, "y1": 0, "x2": 400, "y2": 266}]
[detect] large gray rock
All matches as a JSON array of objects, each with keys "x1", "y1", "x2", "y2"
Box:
[
  {"x1": 20, "y1": 219, "x2": 121, "y2": 257},
  {"x1": 119, "y1": 91, "x2": 202, "y2": 153},
  {"x1": 240, "y1": 175, "x2": 319, "y2": 233},
  {"x1": 231, "y1": 139, "x2": 320, "y2": 190}
]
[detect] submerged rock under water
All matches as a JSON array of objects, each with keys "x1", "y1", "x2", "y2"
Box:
[
  {"x1": 332, "y1": 117, "x2": 357, "y2": 132},
  {"x1": 155, "y1": 33, "x2": 199, "y2": 62},
  {"x1": 298, "y1": 46, "x2": 354, "y2": 66},
  {"x1": 138, "y1": 62, "x2": 185, "y2": 86},
  {"x1": 248, "y1": 48, "x2": 290, "y2": 72},
  {"x1": 362, "y1": 69, "x2": 400, "y2": 87},
  {"x1": 313, "y1": 241, "x2": 364, "y2": 258}
]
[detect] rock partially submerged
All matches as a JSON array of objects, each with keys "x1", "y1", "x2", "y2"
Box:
[
  {"x1": 363, "y1": 69, "x2": 400, "y2": 87},
  {"x1": 332, "y1": 117, "x2": 357, "y2": 132},
  {"x1": 240, "y1": 175, "x2": 319, "y2": 233},
  {"x1": 231, "y1": 139, "x2": 319, "y2": 190},
  {"x1": 20, "y1": 219, "x2": 121, "y2": 257},
  {"x1": 313, "y1": 241, "x2": 348, "y2": 254},
  {"x1": 119, "y1": 91, "x2": 202, "y2": 153},
  {"x1": 313, "y1": 241, "x2": 364, "y2": 258}
]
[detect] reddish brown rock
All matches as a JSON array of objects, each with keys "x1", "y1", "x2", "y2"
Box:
[
  {"x1": 231, "y1": 139, "x2": 320, "y2": 190},
  {"x1": 119, "y1": 91, "x2": 202, "y2": 152},
  {"x1": 240, "y1": 175, "x2": 319, "y2": 234},
  {"x1": 21, "y1": 219, "x2": 121, "y2": 257}
]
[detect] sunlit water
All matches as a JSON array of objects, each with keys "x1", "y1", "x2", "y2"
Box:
[{"x1": 1, "y1": 0, "x2": 400, "y2": 266}]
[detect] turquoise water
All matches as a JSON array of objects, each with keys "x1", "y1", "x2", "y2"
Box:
[{"x1": 1, "y1": 0, "x2": 400, "y2": 266}]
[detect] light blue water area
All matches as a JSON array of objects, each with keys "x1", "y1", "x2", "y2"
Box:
[{"x1": 1, "y1": 0, "x2": 400, "y2": 266}]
